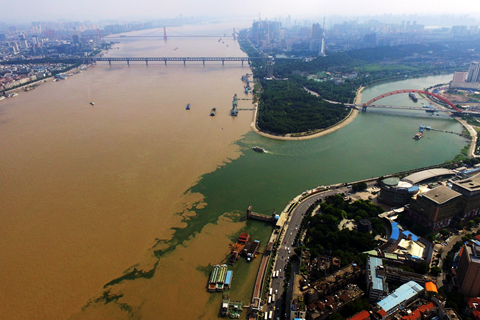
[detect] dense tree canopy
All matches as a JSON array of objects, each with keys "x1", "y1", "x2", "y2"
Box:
[
  {"x1": 257, "y1": 80, "x2": 349, "y2": 135},
  {"x1": 303, "y1": 195, "x2": 385, "y2": 263}
]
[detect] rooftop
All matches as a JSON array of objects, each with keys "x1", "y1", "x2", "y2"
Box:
[
  {"x1": 421, "y1": 186, "x2": 461, "y2": 205},
  {"x1": 377, "y1": 281, "x2": 424, "y2": 314},
  {"x1": 452, "y1": 173, "x2": 480, "y2": 192},
  {"x1": 348, "y1": 310, "x2": 370, "y2": 320},
  {"x1": 403, "y1": 168, "x2": 455, "y2": 185},
  {"x1": 368, "y1": 256, "x2": 385, "y2": 292},
  {"x1": 425, "y1": 281, "x2": 438, "y2": 293}
]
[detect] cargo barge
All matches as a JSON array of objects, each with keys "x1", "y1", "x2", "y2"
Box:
[
  {"x1": 216, "y1": 264, "x2": 228, "y2": 291},
  {"x1": 208, "y1": 265, "x2": 220, "y2": 291}
]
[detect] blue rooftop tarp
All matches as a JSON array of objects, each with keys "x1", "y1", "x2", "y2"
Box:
[
  {"x1": 402, "y1": 231, "x2": 419, "y2": 241},
  {"x1": 390, "y1": 222, "x2": 400, "y2": 241},
  {"x1": 225, "y1": 270, "x2": 232, "y2": 286},
  {"x1": 408, "y1": 186, "x2": 419, "y2": 193}
]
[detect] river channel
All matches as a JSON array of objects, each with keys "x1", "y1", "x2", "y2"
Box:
[{"x1": 0, "y1": 21, "x2": 467, "y2": 320}]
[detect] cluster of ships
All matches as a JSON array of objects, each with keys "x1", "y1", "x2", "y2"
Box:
[
  {"x1": 208, "y1": 264, "x2": 230, "y2": 292},
  {"x1": 409, "y1": 92, "x2": 439, "y2": 115},
  {"x1": 206, "y1": 232, "x2": 261, "y2": 318},
  {"x1": 208, "y1": 265, "x2": 244, "y2": 318},
  {"x1": 413, "y1": 124, "x2": 431, "y2": 140},
  {"x1": 242, "y1": 74, "x2": 251, "y2": 94},
  {"x1": 1, "y1": 92, "x2": 18, "y2": 100},
  {"x1": 228, "y1": 232, "x2": 260, "y2": 264},
  {"x1": 185, "y1": 74, "x2": 251, "y2": 117}
]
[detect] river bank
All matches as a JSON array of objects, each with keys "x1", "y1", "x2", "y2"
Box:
[{"x1": 251, "y1": 86, "x2": 363, "y2": 141}]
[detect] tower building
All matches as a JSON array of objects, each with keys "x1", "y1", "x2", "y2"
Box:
[{"x1": 467, "y1": 62, "x2": 480, "y2": 83}]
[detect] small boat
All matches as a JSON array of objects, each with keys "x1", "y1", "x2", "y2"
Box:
[
  {"x1": 210, "y1": 108, "x2": 216, "y2": 116},
  {"x1": 252, "y1": 146, "x2": 265, "y2": 153},
  {"x1": 90, "y1": 101, "x2": 95, "y2": 105},
  {"x1": 413, "y1": 132, "x2": 423, "y2": 140},
  {"x1": 186, "y1": 103, "x2": 190, "y2": 110}
]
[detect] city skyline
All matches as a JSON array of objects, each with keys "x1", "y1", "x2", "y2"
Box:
[{"x1": 1, "y1": 0, "x2": 479, "y2": 24}]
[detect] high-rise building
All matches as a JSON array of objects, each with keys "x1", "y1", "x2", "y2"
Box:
[
  {"x1": 319, "y1": 18, "x2": 326, "y2": 57},
  {"x1": 451, "y1": 172, "x2": 480, "y2": 220},
  {"x1": 457, "y1": 244, "x2": 480, "y2": 297},
  {"x1": 311, "y1": 23, "x2": 321, "y2": 39},
  {"x1": 408, "y1": 185, "x2": 461, "y2": 232},
  {"x1": 467, "y1": 62, "x2": 480, "y2": 83}
]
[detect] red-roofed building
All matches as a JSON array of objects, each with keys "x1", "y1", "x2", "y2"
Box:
[
  {"x1": 401, "y1": 309, "x2": 421, "y2": 320},
  {"x1": 400, "y1": 302, "x2": 435, "y2": 320},
  {"x1": 378, "y1": 309, "x2": 387, "y2": 318},
  {"x1": 347, "y1": 310, "x2": 370, "y2": 320},
  {"x1": 466, "y1": 298, "x2": 480, "y2": 320},
  {"x1": 459, "y1": 246, "x2": 465, "y2": 258},
  {"x1": 417, "y1": 302, "x2": 435, "y2": 313}
]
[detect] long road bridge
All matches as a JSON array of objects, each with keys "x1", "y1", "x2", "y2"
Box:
[
  {"x1": 86, "y1": 56, "x2": 266, "y2": 65},
  {"x1": 361, "y1": 89, "x2": 463, "y2": 112}
]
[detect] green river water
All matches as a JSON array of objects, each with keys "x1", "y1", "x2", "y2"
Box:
[{"x1": 177, "y1": 73, "x2": 467, "y2": 306}]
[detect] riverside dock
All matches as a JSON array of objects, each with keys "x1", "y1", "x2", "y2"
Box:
[{"x1": 246, "y1": 206, "x2": 279, "y2": 224}]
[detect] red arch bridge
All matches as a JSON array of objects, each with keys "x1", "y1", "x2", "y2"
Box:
[{"x1": 361, "y1": 89, "x2": 462, "y2": 113}]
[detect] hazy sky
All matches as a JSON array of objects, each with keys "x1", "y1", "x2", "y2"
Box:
[{"x1": 1, "y1": 0, "x2": 479, "y2": 24}]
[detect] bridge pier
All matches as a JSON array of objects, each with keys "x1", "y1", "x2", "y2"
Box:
[
  {"x1": 127, "y1": 59, "x2": 129, "y2": 66},
  {"x1": 108, "y1": 59, "x2": 111, "y2": 66},
  {"x1": 183, "y1": 59, "x2": 186, "y2": 65},
  {"x1": 242, "y1": 60, "x2": 244, "y2": 66},
  {"x1": 203, "y1": 60, "x2": 205, "y2": 65},
  {"x1": 222, "y1": 59, "x2": 224, "y2": 65},
  {"x1": 362, "y1": 105, "x2": 367, "y2": 112},
  {"x1": 145, "y1": 59, "x2": 148, "y2": 66},
  {"x1": 164, "y1": 59, "x2": 167, "y2": 65}
]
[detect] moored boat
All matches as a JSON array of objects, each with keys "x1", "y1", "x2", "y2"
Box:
[
  {"x1": 208, "y1": 265, "x2": 220, "y2": 292},
  {"x1": 186, "y1": 103, "x2": 190, "y2": 110},
  {"x1": 210, "y1": 108, "x2": 216, "y2": 116}
]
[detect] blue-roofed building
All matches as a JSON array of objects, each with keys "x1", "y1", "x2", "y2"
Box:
[
  {"x1": 367, "y1": 256, "x2": 388, "y2": 302},
  {"x1": 390, "y1": 222, "x2": 400, "y2": 242},
  {"x1": 376, "y1": 281, "x2": 424, "y2": 318},
  {"x1": 225, "y1": 270, "x2": 233, "y2": 289}
]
